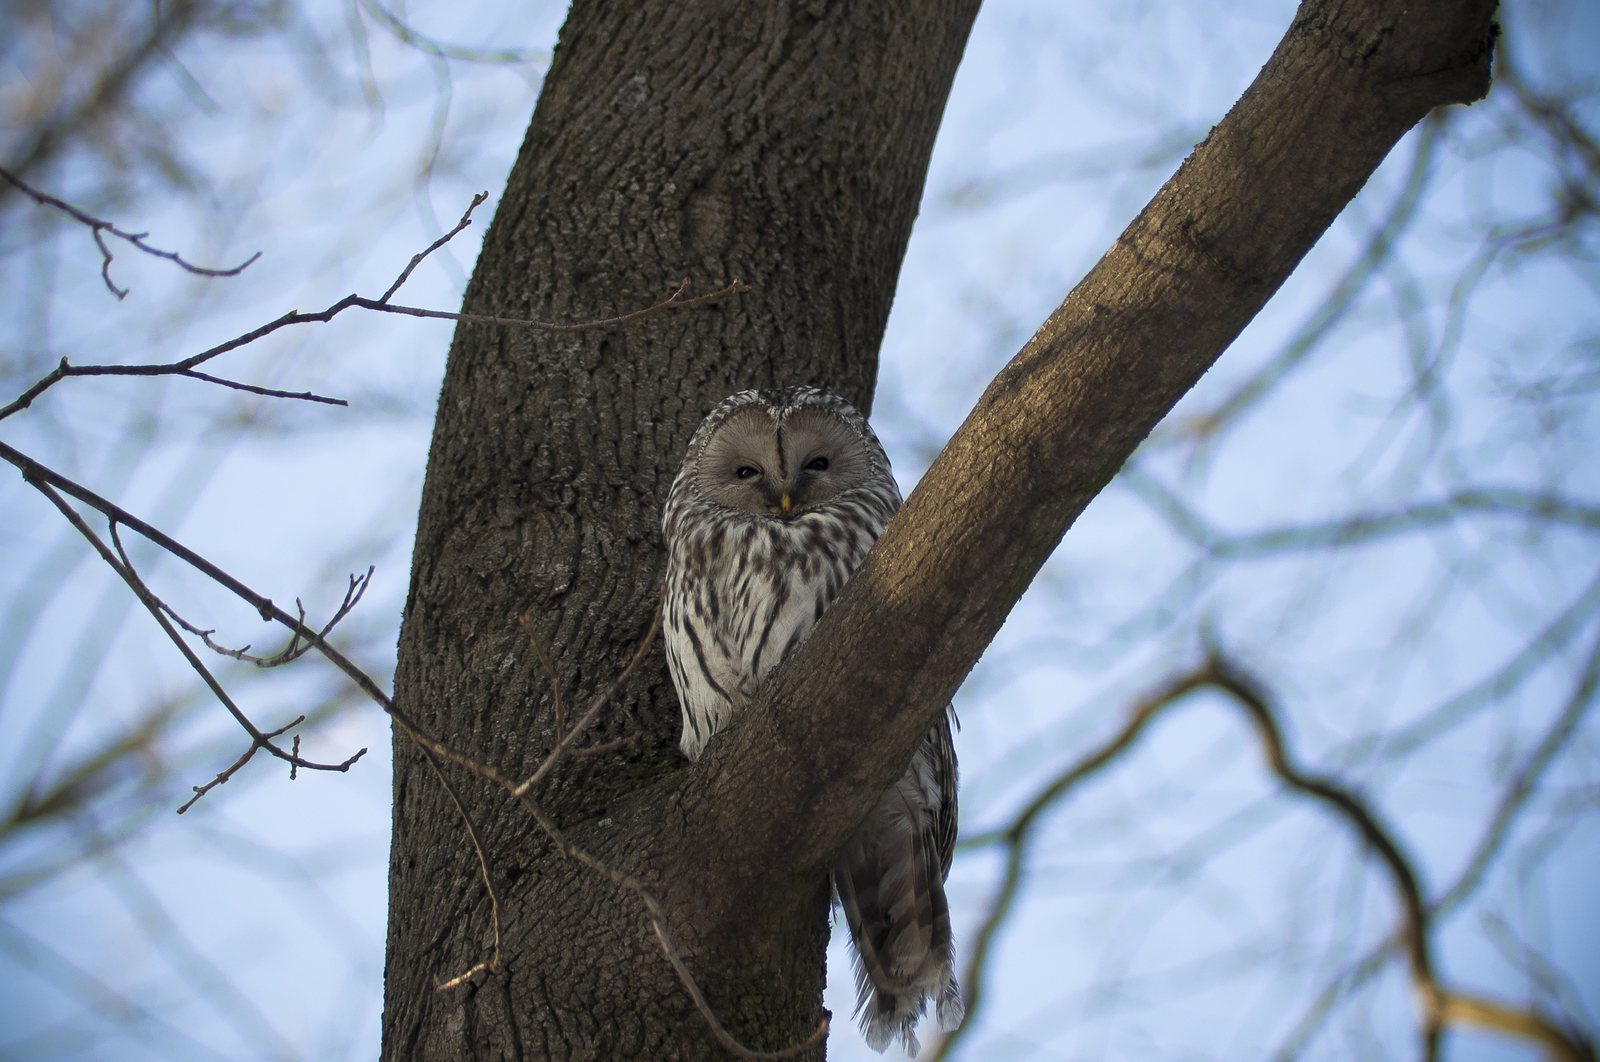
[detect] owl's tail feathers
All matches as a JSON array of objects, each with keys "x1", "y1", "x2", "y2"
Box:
[{"x1": 834, "y1": 785, "x2": 964, "y2": 1055}]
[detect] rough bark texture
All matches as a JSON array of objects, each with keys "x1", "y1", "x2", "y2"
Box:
[
  {"x1": 383, "y1": 0, "x2": 1497, "y2": 1058},
  {"x1": 384, "y1": 2, "x2": 981, "y2": 1059}
]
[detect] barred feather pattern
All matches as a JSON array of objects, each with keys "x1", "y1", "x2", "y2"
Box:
[{"x1": 662, "y1": 386, "x2": 963, "y2": 1054}]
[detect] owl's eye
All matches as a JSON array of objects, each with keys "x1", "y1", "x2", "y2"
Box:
[
  {"x1": 805, "y1": 456, "x2": 829, "y2": 472},
  {"x1": 735, "y1": 465, "x2": 761, "y2": 479}
]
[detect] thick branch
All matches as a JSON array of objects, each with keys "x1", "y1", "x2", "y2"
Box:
[{"x1": 680, "y1": 0, "x2": 1499, "y2": 914}]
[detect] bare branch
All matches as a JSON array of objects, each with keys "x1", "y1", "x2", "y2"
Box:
[
  {"x1": 359, "y1": 275, "x2": 748, "y2": 335},
  {"x1": 380, "y1": 192, "x2": 489, "y2": 304},
  {"x1": 0, "y1": 440, "x2": 398, "y2": 716},
  {"x1": 18, "y1": 480, "x2": 367, "y2": 808},
  {"x1": 0, "y1": 165, "x2": 261, "y2": 299},
  {"x1": 1372, "y1": 568, "x2": 1600, "y2": 761},
  {"x1": 566, "y1": 732, "x2": 642, "y2": 758},
  {"x1": 176, "y1": 371, "x2": 347, "y2": 407},
  {"x1": 428, "y1": 749, "x2": 504, "y2": 993},
  {"x1": 159, "y1": 569, "x2": 375, "y2": 669},
  {"x1": 4, "y1": 440, "x2": 789, "y2": 1051},
  {"x1": 511, "y1": 597, "x2": 663, "y2": 798},
  {"x1": 401, "y1": 605, "x2": 661, "y2": 799},
  {"x1": 176, "y1": 716, "x2": 307, "y2": 815},
  {"x1": 1123, "y1": 465, "x2": 1600, "y2": 556},
  {"x1": 0, "y1": 275, "x2": 748, "y2": 422},
  {"x1": 0, "y1": 184, "x2": 747, "y2": 423},
  {"x1": 1433, "y1": 622, "x2": 1600, "y2": 914},
  {"x1": 938, "y1": 646, "x2": 1597, "y2": 1062}
]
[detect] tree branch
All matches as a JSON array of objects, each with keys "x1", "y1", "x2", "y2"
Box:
[
  {"x1": 0, "y1": 166, "x2": 261, "y2": 299},
  {"x1": 22, "y1": 481, "x2": 367, "y2": 803},
  {"x1": 1164, "y1": 109, "x2": 1445, "y2": 449},
  {"x1": 0, "y1": 186, "x2": 748, "y2": 423},
  {"x1": 930, "y1": 666, "x2": 1216, "y2": 1059},
  {"x1": 677, "y1": 0, "x2": 1501, "y2": 930},
  {"x1": 934, "y1": 644, "x2": 1595, "y2": 1062},
  {"x1": 4, "y1": 421, "x2": 812, "y2": 1060}
]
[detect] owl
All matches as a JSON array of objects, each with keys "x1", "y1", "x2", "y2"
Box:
[{"x1": 662, "y1": 386, "x2": 963, "y2": 1054}]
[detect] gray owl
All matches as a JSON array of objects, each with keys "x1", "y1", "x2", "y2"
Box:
[{"x1": 661, "y1": 386, "x2": 963, "y2": 1054}]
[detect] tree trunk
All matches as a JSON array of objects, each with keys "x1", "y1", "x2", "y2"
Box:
[
  {"x1": 383, "y1": 2, "x2": 981, "y2": 1058},
  {"x1": 382, "y1": 0, "x2": 1496, "y2": 1057}
]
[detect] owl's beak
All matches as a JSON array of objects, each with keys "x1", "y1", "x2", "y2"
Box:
[{"x1": 779, "y1": 493, "x2": 793, "y2": 517}]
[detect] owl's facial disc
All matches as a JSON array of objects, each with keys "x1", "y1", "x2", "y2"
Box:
[
  {"x1": 693, "y1": 405, "x2": 878, "y2": 519},
  {"x1": 777, "y1": 409, "x2": 876, "y2": 515}
]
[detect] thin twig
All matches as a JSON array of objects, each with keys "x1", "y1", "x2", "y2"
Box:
[
  {"x1": 0, "y1": 280, "x2": 748, "y2": 421},
  {"x1": 1, "y1": 267, "x2": 746, "y2": 422},
  {"x1": 177, "y1": 716, "x2": 306, "y2": 814},
  {"x1": 178, "y1": 370, "x2": 347, "y2": 406},
  {"x1": 380, "y1": 192, "x2": 488, "y2": 304},
  {"x1": 22, "y1": 486, "x2": 367, "y2": 810},
  {"x1": 365, "y1": 276, "x2": 747, "y2": 336},
  {"x1": 1, "y1": 441, "x2": 398, "y2": 715},
  {"x1": 428, "y1": 748, "x2": 504, "y2": 992},
  {"x1": 357, "y1": 0, "x2": 549, "y2": 65},
  {"x1": 394, "y1": 604, "x2": 662, "y2": 796},
  {"x1": 512, "y1": 597, "x2": 662, "y2": 798},
  {"x1": 161, "y1": 568, "x2": 374, "y2": 668},
  {"x1": 5, "y1": 443, "x2": 810, "y2": 1057},
  {"x1": 114, "y1": 520, "x2": 361, "y2": 672},
  {"x1": 0, "y1": 184, "x2": 747, "y2": 422},
  {"x1": 0, "y1": 165, "x2": 260, "y2": 299},
  {"x1": 567, "y1": 732, "x2": 642, "y2": 758},
  {"x1": 1122, "y1": 466, "x2": 1600, "y2": 559}
]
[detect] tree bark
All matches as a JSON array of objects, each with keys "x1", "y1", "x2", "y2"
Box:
[
  {"x1": 383, "y1": 2, "x2": 981, "y2": 1058},
  {"x1": 382, "y1": 0, "x2": 1496, "y2": 1058}
]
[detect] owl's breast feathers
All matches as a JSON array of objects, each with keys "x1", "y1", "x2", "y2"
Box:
[{"x1": 664, "y1": 492, "x2": 892, "y2": 761}]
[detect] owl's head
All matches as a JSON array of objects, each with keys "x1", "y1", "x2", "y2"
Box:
[{"x1": 682, "y1": 387, "x2": 894, "y2": 520}]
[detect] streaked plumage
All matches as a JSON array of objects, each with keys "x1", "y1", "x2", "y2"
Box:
[{"x1": 661, "y1": 386, "x2": 963, "y2": 1054}]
